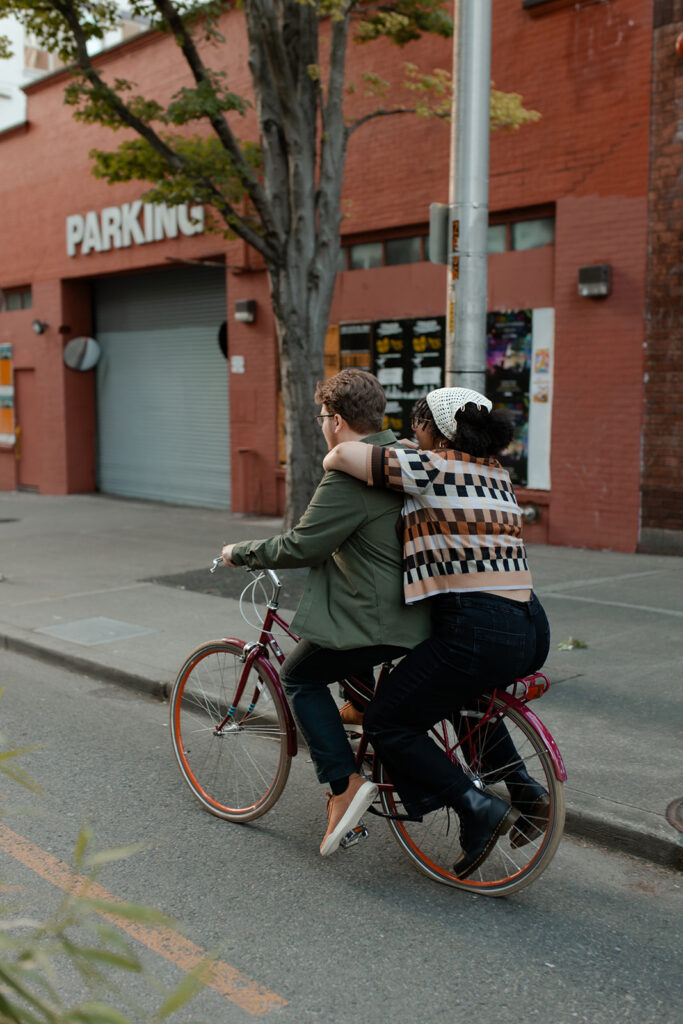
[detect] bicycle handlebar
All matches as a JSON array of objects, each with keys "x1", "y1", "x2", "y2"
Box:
[{"x1": 209, "y1": 555, "x2": 282, "y2": 593}]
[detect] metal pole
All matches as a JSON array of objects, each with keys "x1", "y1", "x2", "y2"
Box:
[
  {"x1": 444, "y1": 0, "x2": 459, "y2": 368},
  {"x1": 445, "y1": 0, "x2": 492, "y2": 393}
]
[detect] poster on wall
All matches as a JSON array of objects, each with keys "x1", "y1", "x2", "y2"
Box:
[
  {"x1": 339, "y1": 322, "x2": 372, "y2": 370},
  {"x1": 486, "y1": 310, "x2": 532, "y2": 485},
  {"x1": 0, "y1": 343, "x2": 15, "y2": 445},
  {"x1": 373, "y1": 316, "x2": 446, "y2": 437},
  {"x1": 373, "y1": 319, "x2": 409, "y2": 435}
]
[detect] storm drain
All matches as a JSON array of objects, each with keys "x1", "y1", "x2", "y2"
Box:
[{"x1": 35, "y1": 617, "x2": 156, "y2": 647}]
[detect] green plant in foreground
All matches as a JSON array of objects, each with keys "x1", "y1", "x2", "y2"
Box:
[{"x1": 0, "y1": 719, "x2": 208, "y2": 1023}]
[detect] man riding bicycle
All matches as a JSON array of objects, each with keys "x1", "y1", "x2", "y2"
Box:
[{"x1": 221, "y1": 369, "x2": 430, "y2": 856}]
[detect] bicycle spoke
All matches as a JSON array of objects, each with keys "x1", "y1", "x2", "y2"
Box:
[
  {"x1": 378, "y1": 698, "x2": 565, "y2": 896},
  {"x1": 170, "y1": 642, "x2": 291, "y2": 821}
]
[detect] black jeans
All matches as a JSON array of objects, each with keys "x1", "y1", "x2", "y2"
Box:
[
  {"x1": 280, "y1": 640, "x2": 409, "y2": 784},
  {"x1": 364, "y1": 592, "x2": 550, "y2": 818}
]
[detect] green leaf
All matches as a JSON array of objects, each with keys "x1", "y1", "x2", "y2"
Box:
[
  {"x1": 67, "y1": 1002, "x2": 136, "y2": 1024},
  {"x1": 0, "y1": 760, "x2": 44, "y2": 794},
  {"x1": 557, "y1": 637, "x2": 588, "y2": 650},
  {"x1": 153, "y1": 959, "x2": 214, "y2": 1020},
  {"x1": 65, "y1": 946, "x2": 143, "y2": 972},
  {"x1": 72, "y1": 826, "x2": 94, "y2": 869},
  {"x1": 83, "y1": 842, "x2": 149, "y2": 868},
  {"x1": 78, "y1": 899, "x2": 174, "y2": 927}
]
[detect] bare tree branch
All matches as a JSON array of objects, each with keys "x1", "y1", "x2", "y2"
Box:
[
  {"x1": 347, "y1": 105, "x2": 441, "y2": 135},
  {"x1": 52, "y1": 0, "x2": 276, "y2": 259}
]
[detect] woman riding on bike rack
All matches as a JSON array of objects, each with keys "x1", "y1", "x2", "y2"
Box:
[{"x1": 324, "y1": 387, "x2": 552, "y2": 878}]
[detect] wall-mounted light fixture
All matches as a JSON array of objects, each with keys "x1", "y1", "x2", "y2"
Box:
[
  {"x1": 578, "y1": 264, "x2": 611, "y2": 299},
  {"x1": 234, "y1": 299, "x2": 257, "y2": 324},
  {"x1": 32, "y1": 319, "x2": 49, "y2": 334}
]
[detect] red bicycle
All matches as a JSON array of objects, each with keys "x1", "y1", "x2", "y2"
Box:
[{"x1": 169, "y1": 564, "x2": 566, "y2": 896}]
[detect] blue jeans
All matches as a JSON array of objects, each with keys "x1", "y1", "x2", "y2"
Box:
[
  {"x1": 280, "y1": 640, "x2": 409, "y2": 784},
  {"x1": 364, "y1": 592, "x2": 551, "y2": 818}
]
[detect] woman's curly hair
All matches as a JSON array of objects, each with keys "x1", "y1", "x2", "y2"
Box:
[{"x1": 412, "y1": 397, "x2": 513, "y2": 458}]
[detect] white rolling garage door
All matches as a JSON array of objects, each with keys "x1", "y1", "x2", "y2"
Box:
[{"x1": 94, "y1": 266, "x2": 229, "y2": 508}]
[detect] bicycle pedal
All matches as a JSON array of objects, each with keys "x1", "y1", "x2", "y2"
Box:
[{"x1": 339, "y1": 819, "x2": 369, "y2": 849}]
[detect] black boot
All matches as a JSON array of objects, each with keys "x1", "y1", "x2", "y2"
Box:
[
  {"x1": 453, "y1": 787, "x2": 514, "y2": 879},
  {"x1": 505, "y1": 768, "x2": 550, "y2": 849}
]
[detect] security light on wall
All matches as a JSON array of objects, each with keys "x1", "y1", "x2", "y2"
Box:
[
  {"x1": 32, "y1": 319, "x2": 49, "y2": 334},
  {"x1": 578, "y1": 265, "x2": 611, "y2": 299},
  {"x1": 234, "y1": 300, "x2": 257, "y2": 323}
]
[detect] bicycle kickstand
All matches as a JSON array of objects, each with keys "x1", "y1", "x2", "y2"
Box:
[{"x1": 339, "y1": 818, "x2": 369, "y2": 850}]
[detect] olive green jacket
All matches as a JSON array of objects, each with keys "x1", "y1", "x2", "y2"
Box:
[{"x1": 229, "y1": 430, "x2": 431, "y2": 651}]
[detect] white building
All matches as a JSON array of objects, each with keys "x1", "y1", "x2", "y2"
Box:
[{"x1": 0, "y1": 12, "x2": 148, "y2": 132}]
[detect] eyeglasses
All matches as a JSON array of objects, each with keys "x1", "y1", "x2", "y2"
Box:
[{"x1": 316, "y1": 414, "x2": 335, "y2": 425}]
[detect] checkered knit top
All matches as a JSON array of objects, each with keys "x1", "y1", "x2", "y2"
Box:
[{"x1": 369, "y1": 445, "x2": 533, "y2": 604}]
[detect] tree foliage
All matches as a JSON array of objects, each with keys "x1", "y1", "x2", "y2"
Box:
[{"x1": 0, "y1": 1, "x2": 539, "y2": 525}]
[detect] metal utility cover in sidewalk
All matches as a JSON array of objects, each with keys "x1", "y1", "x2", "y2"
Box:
[{"x1": 35, "y1": 617, "x2": 156, "y2": 646}]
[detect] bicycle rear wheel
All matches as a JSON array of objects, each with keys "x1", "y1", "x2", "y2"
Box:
[
  {"x1": 170, "y1": 641, "x2": 291, "y2": 821},
  {"x1": 378, "y1": 698, "x2": 565, "y2": 896}
]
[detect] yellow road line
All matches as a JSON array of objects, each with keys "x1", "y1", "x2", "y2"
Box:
[{"x1": 0, "y1": 823, "x2": 287, "y2": 1016}]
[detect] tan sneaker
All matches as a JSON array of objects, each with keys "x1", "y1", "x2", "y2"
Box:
[
  {"x1": 339, "y1": 701, "x2": 364, "y2": 732},
  {"x1": 320, "y1": 773, "x2": 378, "y2": 856}
]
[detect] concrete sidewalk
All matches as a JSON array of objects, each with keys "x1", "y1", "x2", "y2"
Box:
[{"x1": 1, "y1": 491, "x2": 681, "y2": 872}]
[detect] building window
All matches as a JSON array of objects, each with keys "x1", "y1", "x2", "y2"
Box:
[
  {"x1": 343, "y1": 232, "x2": 427, "y2": 271},
  {"x1": 511, "y1": 217, "x2": 555, "y2": 251},
  {"x1": 1, "y1": 287, "x2": 32, "y2": 311},
  {"x1": 487, "y1": 210, "x2": 555, "y2": 254},
  {"x1": 348, "y1": 241, "x2": 383, "y2": 270},
  {"x1": 23, "y1": 33, "x2": 63, "y2": 73},
  {"x1": 385, "y1": 235, "x2": 423, "y2": 266},
  {"x1": 487, "y1": 225, "x2": 508, "y2": 254}
]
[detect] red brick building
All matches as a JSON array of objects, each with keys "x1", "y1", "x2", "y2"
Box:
[{"x1": 0, "y1": 0, "x2": 680, "y2": 553}]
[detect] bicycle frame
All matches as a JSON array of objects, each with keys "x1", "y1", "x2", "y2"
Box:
[
  {"x1": 222, "y1": 598, "x2": 300, "y2": 757},
  {"x1": 215, "y1": 567, "x2": 566, "y2": 783}
]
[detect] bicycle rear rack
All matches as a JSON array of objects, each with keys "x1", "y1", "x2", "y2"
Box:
[{"x1": 510, "y1": 672, "x2": 550, "y2": 702}]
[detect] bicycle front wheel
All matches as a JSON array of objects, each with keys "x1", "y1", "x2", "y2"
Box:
[
  {"x1": 170, "y1": 641, "x2": 291, "y2": 821},
  {"x1": 378, "y1": 699, "x2": 565, "y2": 896}
]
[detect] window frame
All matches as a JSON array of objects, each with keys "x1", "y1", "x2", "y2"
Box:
[
  {"x1": 341, "y1": 226, "x2": 428, "y2": 271},
  {"x1": 1, "y1": 286, "x2": 33, "y2": 312},
  {"x1": 487, "y1": 205, "x2": 555, "y2": 254}
]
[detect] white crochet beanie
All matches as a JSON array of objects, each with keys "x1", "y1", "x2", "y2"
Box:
[{"x1": 426, "y1": 387, "x2": 492, "y2": 440}]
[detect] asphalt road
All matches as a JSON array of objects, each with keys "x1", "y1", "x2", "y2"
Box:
[{"x1": 1, "y1": 650, "x2": 680, "y2": 1023}]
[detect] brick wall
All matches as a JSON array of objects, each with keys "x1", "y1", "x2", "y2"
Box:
[
  {"x1": 550, "y1": 195, "x2": 648, "y2": 551},
  {"x1": 641, "y1": 0, "x2": 683, "y2": 549},
  {"x1": 0, "y1": 2, "x2": 660, "y2": 545}
]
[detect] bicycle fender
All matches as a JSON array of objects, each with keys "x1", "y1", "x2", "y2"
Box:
[
  {"x1": 496, "y1": 692, "x2": 567, "y2": 782},
  {"x1": 222, "y1": 637, "x2": 299, "y2": 757}
]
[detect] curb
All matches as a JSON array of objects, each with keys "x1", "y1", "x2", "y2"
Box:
[
  {"x1": 5, "y1": 631, "x2": 681, "y2": 875},
  {"x1": 563, "y1": 808, "x2": 682, "y2": 874},
  {"x1": 2, "y1": 632, "x2": 170, "y2": 702}
]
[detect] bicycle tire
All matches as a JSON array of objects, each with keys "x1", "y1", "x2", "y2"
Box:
[
  {"x1": 378, "y1": 698, "x2": 565, "y2": 896},
  {"x1": 170, "y1": 640, "x2": 291, "y2": 822}
]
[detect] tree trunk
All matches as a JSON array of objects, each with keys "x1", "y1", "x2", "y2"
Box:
[
  {"x1": 249, "y1": 1, "x2": 349, "y2": 528},
  {"x1": 276, "y1": 314, "x2": 327, "y2": 531},
  {"x1": 269, "y1": 255, "x2": 336, "y2": 529}
]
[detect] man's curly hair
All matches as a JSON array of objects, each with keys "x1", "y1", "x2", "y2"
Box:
[{"x1": 315, "y1": 369, "x2": 385, "y2": 434}]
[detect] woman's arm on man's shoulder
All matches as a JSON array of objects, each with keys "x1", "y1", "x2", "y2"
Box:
[{"x1": 323, "y1": 441, "x2": 373, "y2": 483}]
